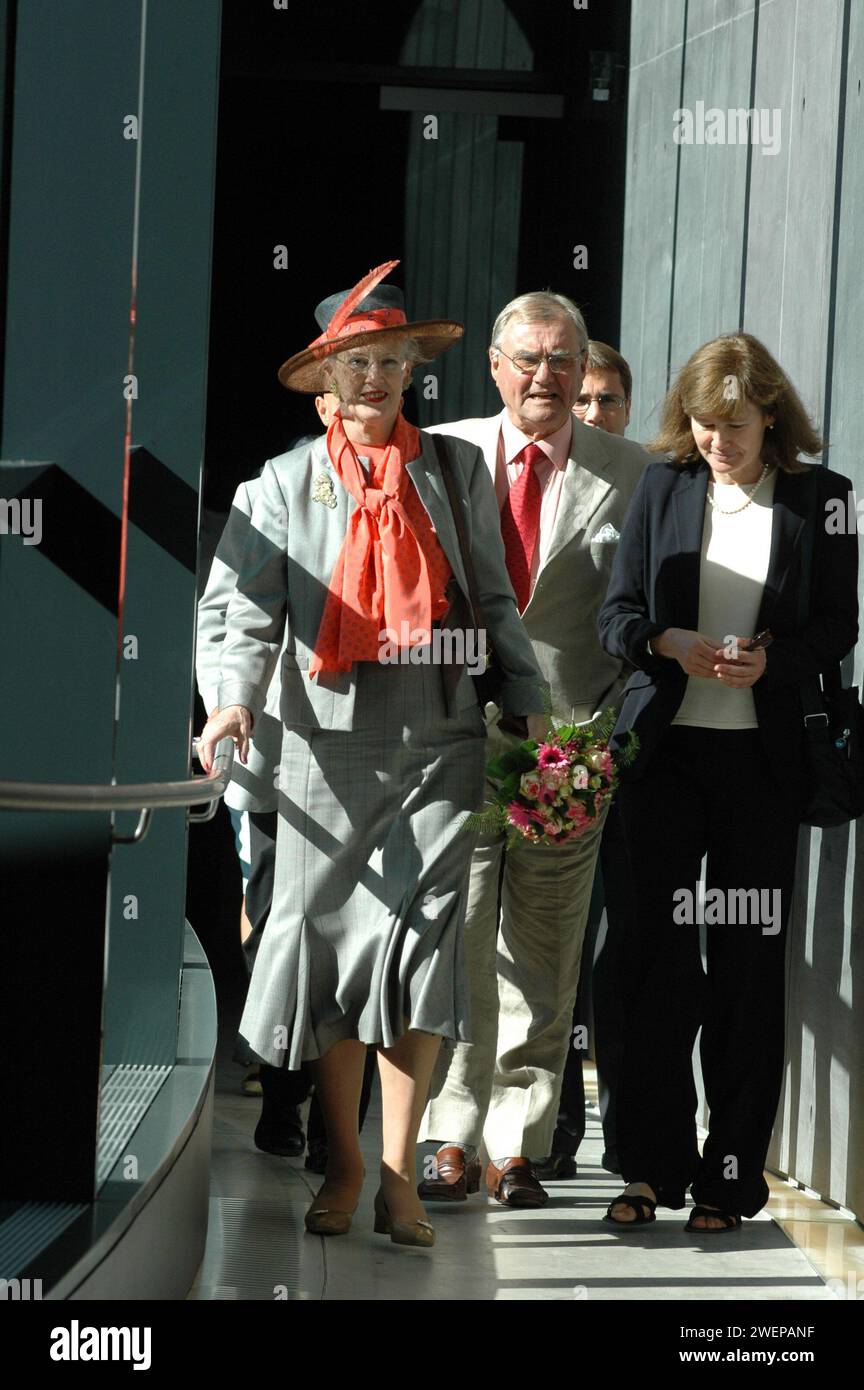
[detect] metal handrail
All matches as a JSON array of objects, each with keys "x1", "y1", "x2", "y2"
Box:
[{"x1": 0, "y1": 738, "x2": 235, "y2": 813}]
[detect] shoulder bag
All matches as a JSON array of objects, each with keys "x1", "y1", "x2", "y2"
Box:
[{"x1": 796, "y1": 475, "x2": 864, "y2": 827}]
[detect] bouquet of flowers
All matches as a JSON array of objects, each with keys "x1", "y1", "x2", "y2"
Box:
[{"x1": 466, "y1": 709, "x2": 638, "y2": 847}]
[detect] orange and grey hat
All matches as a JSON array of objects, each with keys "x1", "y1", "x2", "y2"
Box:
[{"x1": 277, "y1": 259, "x2": 463, "y2": 392}]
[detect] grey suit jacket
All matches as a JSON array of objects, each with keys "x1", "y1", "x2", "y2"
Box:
[
  {"x1": 196, "y1": 478, "x2": 283, "y2": 814},
  {"x1": 426, "y1": 410, "x2": 650, "y2": 723},
  {"x1": 217, "y1": 431, "x2": 546, "y2": 731}
]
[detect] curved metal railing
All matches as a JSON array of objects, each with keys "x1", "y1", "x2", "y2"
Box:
[{"x1": 0, "y1": 738, "x2": 235, "y2": 842}]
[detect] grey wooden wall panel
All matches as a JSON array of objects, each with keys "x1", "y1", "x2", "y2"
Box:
[
  {"x1": 743, "y1": 0, "x2": 844, "y2": 418},
  {"x1": 825, "y1": 3, "x2": 864, "y2": 483},
  {"x1": 630, "y1": 0, "x2": 687, "y2": 67},
  {"x1": 502, "y1": 3, "x2": 534, "y2": 69},
  {"x1": 479, "y1": 0, "x2": 532, "y2": 71},
  {"x1": 620, "y1": 3, "x2": 686, "y2": 443},
  {"x1": 688, "y1": 0, "x2": 753, "y2": 26},
  {"x1": 668, "y1": 4, "x2": 755, "y2": 372},
  {"x1": 624, "y1": 0, "x2": 863, "y2": 1220},
  {"x1": 405, "y1": 111, "x2": 522, "y2": 422},
  {"x1": 764, "y1": 0, "x2": 864, "y2": 1221},
  {"x1": 401, "y1": 3, "x2": 528, "y2": 423}
]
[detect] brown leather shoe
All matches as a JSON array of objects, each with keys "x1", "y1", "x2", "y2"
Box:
[
  {"x1": 417, "y1": 1146, "x2": 482, "y2": 1202},
  {"x1": 486, "y1": 1157, "x2": 549, "y2": 1208}
]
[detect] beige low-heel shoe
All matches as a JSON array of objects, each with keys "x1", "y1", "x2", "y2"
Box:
[
  {"x1": 373, "y1": 1190, "x2": 435, "y2": 1247},
  {"x1": 304, "y1": 1205, "x2": 354, "y2": 1236}
]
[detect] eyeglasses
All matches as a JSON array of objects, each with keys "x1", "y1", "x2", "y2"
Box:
[
  {"x1": 494, "y1": 347, "x2": 582, "y2": 376},
  {"x1": 573, "y1": 393, "x2": 627, "y2": 412},
  {"x1": 334, "y1": 353, "x2": 409, "y2": 377}
]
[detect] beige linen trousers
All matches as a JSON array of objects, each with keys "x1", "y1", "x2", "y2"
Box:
[{"x1": 421, "y1": 717, "x2": 608, "y2": 1158}]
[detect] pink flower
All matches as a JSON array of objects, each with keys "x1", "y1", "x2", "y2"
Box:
[
  {"x1": 520, "y1": 772, "x2": 542, "y2": 799},
  {"x1": 508, "y1": 801, "x2": 547, "y2": 830},
  {"x1": 507, "y1": 802, "x2": 535, "y2": 832},
  {"x1": 537, "y1": 743, "x2": 569, "y2": 771}
]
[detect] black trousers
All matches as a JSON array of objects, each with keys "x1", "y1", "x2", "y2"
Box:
[
  {"x1": 551, "y1": 797, "x2": 631, "y2": 1158},
  {"x1": 236, "y1": 810, "x2": 374, "y2": 1135},
  {"x1": 615, "y1": 726, "x2": 800, "y2": 1217}
]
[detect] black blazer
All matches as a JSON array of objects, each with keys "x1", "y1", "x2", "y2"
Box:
[{"x1": 597, "y1": 459, "x2": 859, "y2": 807}]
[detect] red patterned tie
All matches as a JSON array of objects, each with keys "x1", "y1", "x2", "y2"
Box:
[{"x1": 500, "y1": 443, "x2": 543, "y2": 612}]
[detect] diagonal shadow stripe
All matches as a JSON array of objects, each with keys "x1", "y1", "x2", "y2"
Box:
[
  {"x1": 4, "y1": 464, "x2": 120, "y2": 614},
  {"x1": 128, "y1": 446, "x2": 198, "y2": 572}
]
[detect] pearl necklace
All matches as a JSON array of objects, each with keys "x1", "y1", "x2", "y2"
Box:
[{"x1": 706, "y1": 461, "x2": 771, "y2": 515}]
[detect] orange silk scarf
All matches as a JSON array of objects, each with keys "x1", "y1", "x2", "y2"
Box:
[{"x1": 309, "y1": 411, "x2": 452, "y2": 678}]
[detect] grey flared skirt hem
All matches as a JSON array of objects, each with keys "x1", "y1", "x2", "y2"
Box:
[{"x1": 238, "y1": 664, "x2": 487, "y2": 1070}]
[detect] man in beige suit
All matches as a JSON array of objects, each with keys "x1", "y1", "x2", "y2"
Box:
[{"x1": 418, "y1": 292, "x2": 650, "y2": 1207}]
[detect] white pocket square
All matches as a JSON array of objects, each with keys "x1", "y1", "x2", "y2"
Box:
[{"x1": 591, "y1": 523, "x2": 620, "y2": 543}]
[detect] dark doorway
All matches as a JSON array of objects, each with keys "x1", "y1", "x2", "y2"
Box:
[{"x1": 202, "y1": 0, "x2": 631, "y2": 512}]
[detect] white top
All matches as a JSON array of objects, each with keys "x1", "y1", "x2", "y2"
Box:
[{"x1": 672, "y1": 470, "x2": 776, "y2": 729}]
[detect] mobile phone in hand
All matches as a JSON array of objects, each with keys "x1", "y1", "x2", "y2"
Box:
[{"x1": 742, "y1": 629, "x2": 774, "y2": 652}]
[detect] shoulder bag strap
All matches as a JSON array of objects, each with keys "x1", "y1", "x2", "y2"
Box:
[
  {"x1": 429, "y1": 433, "x2": 487, "y2": 632},
  {"x1": 796, "y1": 468, "x2": 840, "y2": 720}
]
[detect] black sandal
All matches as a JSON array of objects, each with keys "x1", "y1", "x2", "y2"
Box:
[
  {"x1": 684, "y1": 1204, "x2": 742, "y2": 1233},
  {"x1": 604, "y1": 1191, "x2": 657, "y2": 1225}
]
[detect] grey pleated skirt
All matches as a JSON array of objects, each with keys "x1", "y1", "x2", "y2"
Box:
[{"x1": 237, "y1": 659, "x2": 487, "y2": 1069}]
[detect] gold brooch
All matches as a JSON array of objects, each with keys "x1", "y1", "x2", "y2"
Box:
[{"x1": 311, "y1": 472, "x2": 337, "y2": 508}]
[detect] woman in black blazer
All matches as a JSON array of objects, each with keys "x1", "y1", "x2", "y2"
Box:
[{"x1": 597, "y1": 333, "x2": 858, "y2": 1232}]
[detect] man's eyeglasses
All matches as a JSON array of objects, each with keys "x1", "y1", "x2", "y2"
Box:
[
  {"x1": 494, "y1": 347, "x2": 582, "y2": 376},
  {"x1": 573, "y1": 393, "x2": 627, "y2": 413}
]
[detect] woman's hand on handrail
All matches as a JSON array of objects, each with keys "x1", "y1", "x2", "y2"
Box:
[{"x1": 198, "y1": 704, "x2": 253, "y2": 772}]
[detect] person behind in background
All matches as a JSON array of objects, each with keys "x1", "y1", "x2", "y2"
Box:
[
  {"x1": 597, "y1": 332, "x2": 858, "y2": 1231},
  {"x1": 572, "y1": 340, "x2": 632, "y2": 437},
  {"x1": 548, "y1": 340, "x2": 638, "y2": 1180}
]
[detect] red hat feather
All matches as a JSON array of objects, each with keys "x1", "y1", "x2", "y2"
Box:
[{"x1": 324, "y1": 258, "x2": 401, "y2": 337}]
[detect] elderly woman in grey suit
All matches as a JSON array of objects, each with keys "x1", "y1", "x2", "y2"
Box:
[{"x1": 198, "y1": 261, "x2": 546, "y2": 1246}]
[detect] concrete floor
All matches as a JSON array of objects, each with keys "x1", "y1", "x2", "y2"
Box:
[{"x1": 188, "y1": 1054, "x2": 861, "y2": 1302}]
